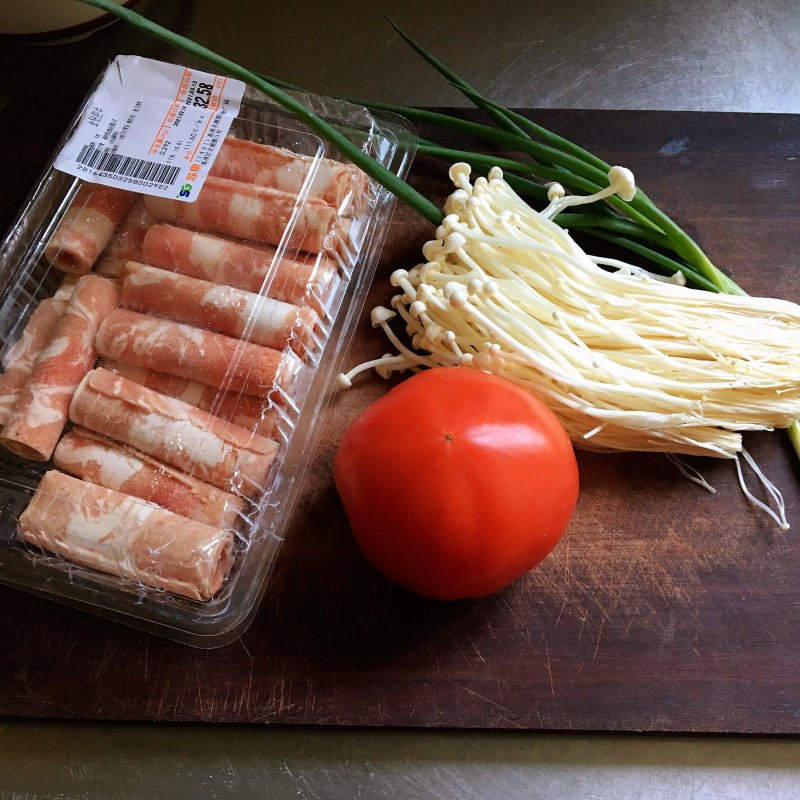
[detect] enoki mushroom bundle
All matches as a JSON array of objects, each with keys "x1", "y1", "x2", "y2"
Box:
[{"x1": 342, "y1": 163, "x2": 800, "y2": 477}]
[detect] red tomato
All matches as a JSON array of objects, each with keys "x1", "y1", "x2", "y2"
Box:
[{"x1": 334, "y1": 367, "x2": 579, "y2": 600}]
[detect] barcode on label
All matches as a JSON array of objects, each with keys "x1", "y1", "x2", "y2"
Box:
[{"x1": 76, "y1": 143, "x2": 180, "y2": 186}]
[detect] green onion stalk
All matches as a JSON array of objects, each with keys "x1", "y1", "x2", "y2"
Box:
[{"x1": 74, "y1": 0, "x2": 800, "y2": 460}]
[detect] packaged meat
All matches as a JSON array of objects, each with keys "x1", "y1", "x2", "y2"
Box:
[
  {"x1": 0, "y1": 297, "x2": 70, "y2": 426},
  {"x1": 141, "y1": 223, "x2": 338, "y2": 309},
  {"x1": 0, "y1": 57, "x2": 415, "y2": 646},
  {"x1": 44, "y1": 185, "x2": 136, "y2": 274},
  {"x1": 69, "y1": 368, "x2": 279, "y2": 498},
  {"x1": 19, "y1": 470, "x2": 234, "y2": 602},
  {"x1": 143, "y1": 176, "x2": 338, "y2": 253},
  {"x1": 0, "y1": 275, "x2": 119, "y2": 461},
  {"x1": 94, "y1": 308, "x2": 290, "y2": 396},
  {"x1": 209, "y1": 135, "x2": 367, "y2": 211},
  {"x1": 119, "y1": 262, "x2": 316, "y2": 352},
  {"x1": 54, "y1": 427, "x2": 247, "y2": 529},
  {"x1": 97, "y1": 357, "x2": 277, "y2": 437}
]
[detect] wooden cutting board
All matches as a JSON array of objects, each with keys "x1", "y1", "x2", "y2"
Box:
[{"x1": 0, "y1": 100, "x2": 798, "y2": 733}]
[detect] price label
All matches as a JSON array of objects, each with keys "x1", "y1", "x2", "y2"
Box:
[{"x1": 55, "y1": 55, "x2": 246, "y2": 202}]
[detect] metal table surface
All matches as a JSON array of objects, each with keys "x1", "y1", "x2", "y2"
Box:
[{"x1": 0, "y1": 0, "x2": 799, "y2": 797}]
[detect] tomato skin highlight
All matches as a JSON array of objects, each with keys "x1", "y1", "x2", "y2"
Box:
[{"x1": 334, "y1": 368, "x2": 579, "y2": 600}]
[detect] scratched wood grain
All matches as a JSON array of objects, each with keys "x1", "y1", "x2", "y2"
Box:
[{"x1": 0, "y1": 99, "x2": 799, "y2": 732}]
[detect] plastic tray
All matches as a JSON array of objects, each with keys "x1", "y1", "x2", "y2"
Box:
[{"x1": 0, "y1": 63, "x2": 415, "y2": 647}]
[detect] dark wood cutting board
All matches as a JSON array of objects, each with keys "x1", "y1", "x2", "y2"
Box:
[{"x1": 1, "y1": 100, "x2": 799, "y2": 734}]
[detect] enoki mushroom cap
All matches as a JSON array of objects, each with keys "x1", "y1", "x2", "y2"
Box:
[{"x1": 608, "y1": 166, "x2": 636, "y2": 201}]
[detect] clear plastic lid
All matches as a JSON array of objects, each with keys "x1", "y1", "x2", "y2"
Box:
[{"x1": 0, "y1": 62, "x2": 416, "y2": 647}]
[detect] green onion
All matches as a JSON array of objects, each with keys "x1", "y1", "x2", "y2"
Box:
[
  {"x1": 379, "y1": 20, "x2": 745, "y2": 296},
  {"x1": 346, "y1": 100, "x2": 664, "y2": 229},
  {"x1": 412, "y1": 136, "x2": 657, "y2": 228},
  {"x1": 554, "y1": 214, "x2": 673, "y2": 250},
  {"x1": 253, "y1": 51, "x2": 734, "y2": 293},
  {"x1": 581, "y1": 230, "x2": 721, "y2": 292},
  {"x1": 383, "y1": 15, "x2": 531, "y2": 139},
  {"x1": 790, "y1": 421, "x2": 800, "y2": 460},
  {"x1": 255, "y1": 66, "x2": 738, "y2": 295}
]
